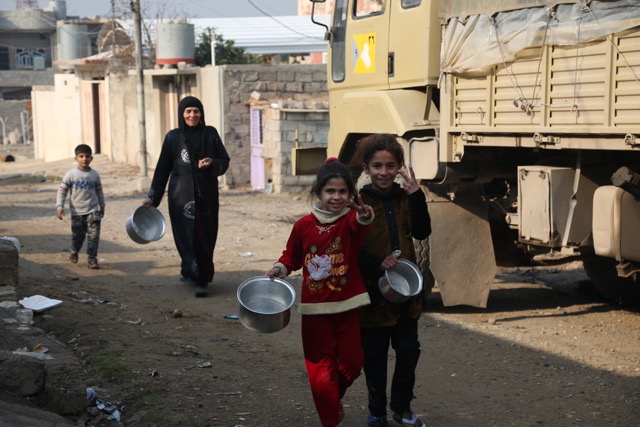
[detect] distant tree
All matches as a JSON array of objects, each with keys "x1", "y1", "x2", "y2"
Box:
[{"x1": 195, "y1": 27, "x2": 261, "y2": 66}]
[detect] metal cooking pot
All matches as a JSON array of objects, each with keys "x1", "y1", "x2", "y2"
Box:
[
  {"x1": 378, "y1": 258, "x2": 423, "y2": 304},
  {"x1": 125, "y1": 206, "x2": 166, "y2": 244},
  {"x1": 237, "y1": 276, "x2": 295, "y2": 333}
]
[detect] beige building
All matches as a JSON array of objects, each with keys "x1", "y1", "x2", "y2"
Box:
[{"x1": 31, "y1": 62, "x2": 328, "y2": 193}]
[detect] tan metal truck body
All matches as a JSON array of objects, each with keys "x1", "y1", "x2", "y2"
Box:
[{"x1": 305, "y1": 0, "x2": 640, "y2": 306}]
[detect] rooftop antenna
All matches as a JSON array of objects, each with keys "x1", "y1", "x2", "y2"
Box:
[{"x1": 16, "y1": 0, "x2": 38, "y2": 9}]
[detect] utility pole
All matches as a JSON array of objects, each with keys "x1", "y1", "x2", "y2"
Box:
[{"x1": 132, "y1": 0, "x2": 148, "y2": 177}]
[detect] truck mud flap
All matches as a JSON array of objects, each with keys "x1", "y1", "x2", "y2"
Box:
[{"x1": 428, "y1": 190, "x2": 496, "y2": 308}]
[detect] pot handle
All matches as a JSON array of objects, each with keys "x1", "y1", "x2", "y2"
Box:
[{"x1": 391, "y1": 250, "x2": 401, "y2": 259}]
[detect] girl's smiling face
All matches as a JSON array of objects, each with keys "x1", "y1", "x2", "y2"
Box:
[
  {"x1": 364, "y1": 149, "x2": 400, "y2": 192},
  {"x1": 318, "y1": 177, "x2": 351, "y2": 213}
]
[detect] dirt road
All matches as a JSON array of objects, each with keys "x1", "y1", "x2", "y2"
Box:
[{"x1": 0, "y1": 156, "x2": 639, "y2": 426}]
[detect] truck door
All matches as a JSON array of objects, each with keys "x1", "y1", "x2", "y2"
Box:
[
  {"x1": 329, "y1": 0, "x2": 390, "y2": 93},
  {"x1": 388, "y1": 0, "x2": 440, "y2": 89}
]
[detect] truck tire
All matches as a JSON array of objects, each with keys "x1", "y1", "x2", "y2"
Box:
[{"x1": 581, "y1": 254, "x2": 640, "y2": 304}]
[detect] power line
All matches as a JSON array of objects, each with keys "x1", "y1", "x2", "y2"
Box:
[{"x1": 246, "y1": 0, "x2": 323, "y2": 40}]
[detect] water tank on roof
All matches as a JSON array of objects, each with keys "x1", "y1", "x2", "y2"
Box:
[
  {"x1": 58, "y1": 23, "x2": 90, "y2": 68},
  {"x1": 156, "y1": 21, "x2": 195, "y2": 65},
  {"x1": 49, "y1": 0, "x2": 67, "y2": 20}
]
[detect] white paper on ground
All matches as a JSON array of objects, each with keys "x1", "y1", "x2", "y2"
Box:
[{"x1": 19, "y1": 295, "x2": 63, "y2": 312}]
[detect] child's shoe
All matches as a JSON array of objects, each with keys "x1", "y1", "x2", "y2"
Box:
[
  {"x1": 367, "y1": 414, "x2": 390, "y2": 427},
  {"x1": 88, "y1": 259, "x2": 99, "y2": 269},
  {"x1": 69, "y1": 253, "x2": 78, "y2": 264},
  {"x1": 392, "y1": 411, "x2": 425, "y2": 427}
]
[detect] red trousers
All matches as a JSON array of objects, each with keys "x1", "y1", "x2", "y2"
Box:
[{"x1": 301, "y1": 310, "x2": 363, "y2": 427}]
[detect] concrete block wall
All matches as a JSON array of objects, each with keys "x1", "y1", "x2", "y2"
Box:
[
  {"x1": 219, "y1": 64, "x2": 327, "y2": 189},
  {"x1": 263, "y1": 106, "x2": 329, "y2": 194}
]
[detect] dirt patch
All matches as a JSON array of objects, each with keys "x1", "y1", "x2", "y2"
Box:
[{"x1": 0, "y1": 156, "x2": 639, "y2": 426}]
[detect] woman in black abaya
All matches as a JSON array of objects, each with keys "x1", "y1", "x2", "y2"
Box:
[{"x1": 143, "y1": 96, "x2": 230, "y2": 297}]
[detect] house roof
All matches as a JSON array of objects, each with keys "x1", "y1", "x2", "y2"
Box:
[{"x1": 189, "y1": 15, "x2": 330, "y2": 55}]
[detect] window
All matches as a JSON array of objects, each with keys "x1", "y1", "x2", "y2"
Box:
[
  {"x1": 0, "y1": 47, "x2": 9, "y2": 70},
  {"x1": 354, "y1": 0, "x2": 385, "y2": 18},
  {"x1": 402, "y1": 0, "x2": 421, "y2": 8},
  {"x1": 331, "y1": 0, "x2": 348, "y2": 82},
  {"x1": 15, "y1": 48, "x2": 46, "y2": 70}
]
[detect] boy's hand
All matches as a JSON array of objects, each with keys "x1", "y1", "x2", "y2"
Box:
[
  {"x1": 100, "y1": 209, "x2": 105, "y2": 219},
  {"x1": 56, "y1": 208, "x2": 64, "y2": 220}
]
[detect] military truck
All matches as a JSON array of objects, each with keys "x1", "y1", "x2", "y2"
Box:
[{"x1": 302, "y1": 0, "x2": 640, "y2": 307}]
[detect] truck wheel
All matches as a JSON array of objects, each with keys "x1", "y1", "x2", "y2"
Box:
[
  {"x1": 414, "y1": 237, "x2": 435, "y2": 309},
  {"x1": 581, "y1": 254, "x2": 640, "y2": 304}
]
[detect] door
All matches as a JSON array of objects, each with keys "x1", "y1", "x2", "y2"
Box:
[
  {"x1": 250, "y1": 107, "x2": 265, "y2": 190},
  {"x1": 388, "y1": 0, "x2": 440, "y2": 89},
  {"x1": 329, "y1": 0, "x2": 391, "y2": 93}
]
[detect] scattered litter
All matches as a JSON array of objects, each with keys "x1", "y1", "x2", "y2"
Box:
[
  {"x1": 224, "y1": 314, "x2": 239, "y2": 320},
  {"x1": 67, "y1": 292, "x2": 115, "y2": 306},
  {"x1": 87, "y1": 387, "x2": 121, "y2": 421},
  {"x1": 197, "y1": 361, "x2": 212, "y2": 368},
  {"x1": 172, "y1": 309, "x2": 183, "y2": 318},
  {"x1": 12, "y1": 350, "x2": 54, "y2": 360},
  {"x1": 124, "y1": 318, "x2": 144, "y2": 325},
  {"x1": 237, "y1": 252, "x2": 256, "y2": 257},
  {"x1": 0, "y1": 301, "x2": 18, "y2": 309},
  {"x1": 19, "y1": 295, "x2": 62, "y2": 312},
  {"x1": 67, "y1": 293, "x2": 94, "y2": 304},
  {"x1": 33, "y1": 343, "x2": 48, "y2": 353},
  {"x1": 148, "y1": 369, "x2": 159, "y2": 377}
]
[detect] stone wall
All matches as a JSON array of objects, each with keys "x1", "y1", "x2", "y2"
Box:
[{"x1": 219, "y1": 64, "x2": 328, "y2": 189}]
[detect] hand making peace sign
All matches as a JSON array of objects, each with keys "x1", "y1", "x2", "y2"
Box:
[
  {"x1": 348, "y1": 194, "x2": 374, "y2": 220},
  {"x1": 399, "y1": 166, "x2": 420, "y2": 194}
]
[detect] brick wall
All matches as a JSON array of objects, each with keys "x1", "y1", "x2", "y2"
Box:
[
  {"x1": 218, "y1": 64, "x2": 328, "y2": 190},
  {"x1": 262, "y1": 106, "x2": 329, "y2": 194}
]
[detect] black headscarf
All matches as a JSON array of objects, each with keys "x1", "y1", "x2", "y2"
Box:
[{"x1": 178, "y1": 96, "x2": 207, "y2": 160}]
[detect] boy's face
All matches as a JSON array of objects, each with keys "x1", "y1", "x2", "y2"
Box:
[{"x1": 75, "y1": 152, "x2": 93, "y2": 170}]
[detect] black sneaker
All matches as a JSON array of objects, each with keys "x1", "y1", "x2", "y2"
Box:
[
  {"x1": 195, "y1": 284, "x2": 207, "y2": 297},
  {"x1": 88, "y1": 259, "x2": 99, "y2": 269},
  {"x1": 69, "y1": 253, "x2": 78, "y2": 264}
]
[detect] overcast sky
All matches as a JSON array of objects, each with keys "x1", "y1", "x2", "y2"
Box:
[{"x1": 0, "y1": 0, "x2": 298, "y2": 19}]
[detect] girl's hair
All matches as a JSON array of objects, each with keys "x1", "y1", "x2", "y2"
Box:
[
  {"x1": 353, "y1": 134, "x2": 405, "y2": 167},
  {"x1": 309, "y1": 157, "x2": 356, "y2": 203}
]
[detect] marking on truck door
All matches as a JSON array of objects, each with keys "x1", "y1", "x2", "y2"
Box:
[{"x1": 353, "y1": 33, "x2": 376, "y2": 73}]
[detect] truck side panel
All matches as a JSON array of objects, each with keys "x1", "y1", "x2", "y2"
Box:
[{"x1": 441, "y1": 27, "x2": 640, "y2": 163}]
